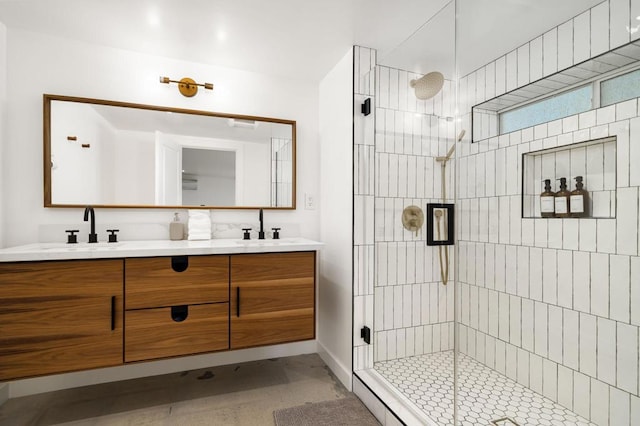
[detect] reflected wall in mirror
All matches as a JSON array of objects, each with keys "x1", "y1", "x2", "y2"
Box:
[{"x1": 44, "y1": 95, "x2": 296, "y2": 209}]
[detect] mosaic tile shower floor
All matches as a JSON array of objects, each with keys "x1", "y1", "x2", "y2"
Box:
[{"x1": 375, "y1": 351, "x2": 595, "y2": 426}]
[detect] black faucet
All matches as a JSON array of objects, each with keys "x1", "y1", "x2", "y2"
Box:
[
  {"x1": 83, "y1": 206, "x2": 98, "y2": 243},
  {"x1": 258, "y1": 209, "x2": 265, "y2": 240}
]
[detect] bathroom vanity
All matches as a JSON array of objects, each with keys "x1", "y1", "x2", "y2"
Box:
[{"x1": 0, "y1": 239, "x2": 321, "y2": 381}]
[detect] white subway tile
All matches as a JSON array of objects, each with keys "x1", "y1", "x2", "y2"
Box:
[
  {"x1": 580, "y1": 313, "x2": 597, "y2": 377},
  {"x1": 522, "y1": 218, "x2": 534, "y2": 246},
  {"x1": 499, "y1": 292, "x2": 510, "y2": 342},
  {"x1": 573, "y1": 371, "x2": 591, "y2": 419},
  {"x1": 610, "y1": 387, "x2": 631, "y2": 426},
  {"x1": 494, "y1": 56, "x2": 506, "y2": 96},
  {"x1": 495, "y1": 339, "x2": 506, "y2": 375},
  {"x1": 489, "y1": 290, "x2": 499, "y2": 337},
  {"x1": 573, "y1": 251, "x2": 591, "y2": 313},
  {"x1": 535, "y1": 301, "x2": 548, "y2": 358},
  {"x1": 388, "y1": 68, "x2": 399, "y2": 110},
  {"x1": 543, "y1": 248, "x2": 558, "y2": 305},
  {"x1": 517, "y1": 348, "x2": 530, "y2": 387},
  {"x1": 558, "y1": 365, "x2": 574, "y2": 410},
  {"x1": 510, "y1": 295, "x2": 521, "y2": 347},
  {"x1": 495, "y1": 244, "x2": 506, "y2": 293},
  {"x1": 563, "y1": 309, "x2": 579, "y2": 370},
  {"x1": 591, "y1": 2, "x2": 610, "y2": 56},
  {"x1": 574, "y1": 10, "x2": 591, "y2": 63},
  {"x1": 632, "y1": 257, "x2": 640, "y2": 326},
  {"x1": 610, "y1": 255, "x2": 631, "y2": 323},
  {"x1": 597, "y1": 219, "x2": 616, "y2": 254},
  {"x1": 521, "y1": 298, "x2": 534, "y2": 352},
  {"x1": 386, "y1": 329, "x2": 397, "y2": 359},
  {"x1": 617, "y1": 99, "x2": 638, "y2": 121},
  {"x1": 630, "y1": 118, "x2": 640, "y2": 186},
  {"x1": 617, "y1": 187, "x2": 639, "y2": 255},
  {"x1": 543, "y1": 358, "x2": 558, "y2": 400},
  {"x1": 558, "y1": 20, "x2": 574, "y2": 70},
  {"x1": 535, "y1": 218, "x2": 549, "y2": 248},
  {"x1": 617, "y1": 322, "x2": 639, "y2": 394},
  {"x1": 598, "y1": 317, "x2": 617, "y2": 385},
  {"x1": 579, "y1": 218, "x2": 597, "y2": 252},
  {"x1": 597, "y1": 105, "x2": 616, "y2": 126},
  {"x1": 547, "y1": 217, "x2": 562, "y2": 249},
  {"x1": 557, "y1": 250, "x2": 574, "y2": 309},
  {"x1": 506, "y1": 245, "x2": 517, "y2": 295},
  {"x1": 610, "y1": 0, "x2": 631, "y2": 49},
  {"x1": 499, "y1": 197, "x2": 510, "y2": 245},
  {"x1": 517, "y1": 44, "x2": 530, "y2": 87},
  {"x1": 530, "y1": 36, "x2": 543, "y2": 82},
  {"x1": 517, "y1": 246, "x2": 529, "y2": 298},
  {"x1": 505, "y1": 50, "x2": 518, "y2": 92},
  {"x1": 548, "y1": 305, "x2": 563, "y2": 364},
  {"x1": 590, "y1": 252, "x2": 610, "y2": 318},
  {"x1": 562, "y1": 219, "x2": 579, "y2": 251},
  {"x1": 530, "y1": 353, "x2": 544, "y2": 394},
  {"x1": 393, "y1": 286, "x2": 403, "y2": 328},
  {"x1": 590, "y1": 379, "x2": 610, "y2": 426},
  {"x1": 506, "y1": 344, "x2": 517, "y2": 381},
  {"x1": 563, "y1": 115, "x2": 579, "y2": 133},
  {"x1": 543, "y1": 28, "x2": 558, "y2": 77},
  {"x1": 529, "y1": 247, "x2": 543, "y2": 301},
  {"x1": 633, "y1": 0, "x2": 640, "y2": 42}
]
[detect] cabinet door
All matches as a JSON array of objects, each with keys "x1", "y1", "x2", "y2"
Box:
[
  {"x1": 231, "y1": 252, "x2": 315, "y2": 349},
  {"x1": 0, "y1": 259, "x2": 124, "y2": 381}
]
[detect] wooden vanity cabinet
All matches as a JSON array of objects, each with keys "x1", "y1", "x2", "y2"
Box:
[
  {"x1": 0, "y1": 259, "x2": 124, "y2": 381},
  {"x1": 230, "y1": 251, "x2": 315, "y2": 349},
  {"x1": 124, "y1": 255, "x2": 230, "y2": 362}
]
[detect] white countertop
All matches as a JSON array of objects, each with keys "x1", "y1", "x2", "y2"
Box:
[{"x1": 0, "y1": 238, "x2": 323, "y2": 262}]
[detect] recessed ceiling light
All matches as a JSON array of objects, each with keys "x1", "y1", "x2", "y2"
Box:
[
  {"x1": 148, "y1": 11, "x2": 161, "y2": 27},
  {"x1": 217, "y1": 30, "x2": 227, "y2": 42}
]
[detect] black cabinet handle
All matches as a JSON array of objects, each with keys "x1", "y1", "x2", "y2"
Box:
[
  {"x1": 236, "y1": 287, "x2": 240, "y2": 317},
  {"x1": 110, "y1": 296, "x2": 116, "y2": 331}
]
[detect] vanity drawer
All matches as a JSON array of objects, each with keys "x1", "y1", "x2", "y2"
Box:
[
  {"x1": 125, "y1": 255, "x2": 229, "y2": 309},
  {"x1": 125, "y1": 303, "x2": 229, "y2": 362}
]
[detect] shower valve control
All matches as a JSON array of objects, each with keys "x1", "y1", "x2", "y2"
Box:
[{"x1": 360, "y1": 326, "x2": 371, "y2": 344}]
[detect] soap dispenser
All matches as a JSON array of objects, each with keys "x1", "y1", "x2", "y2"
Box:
[
  {"x1": 554, "y1": 177, "x2": 571, "y2": 218},
  {"x1": 170, "y1": 213, "x2": 184, "y2": 240},
  {"x1": 570, "y1": 176, "x2": 589, "y2": 218},
  {"x1": 540, "y1": 179, "x2": 555, "y2": 218}
]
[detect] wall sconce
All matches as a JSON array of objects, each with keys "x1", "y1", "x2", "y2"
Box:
[{"x1": 159, "y1": 76, "x2": 213, "y2": 97}]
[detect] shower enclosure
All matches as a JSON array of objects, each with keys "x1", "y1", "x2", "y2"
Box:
[{"x1": 353, "y1": 1, "x2": 640, "y2": 425}]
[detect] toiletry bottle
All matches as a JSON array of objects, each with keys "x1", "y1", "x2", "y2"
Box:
[
  {"x1": 540, "y1": 179, "x2": 555, "y2": 218},
  {"x1": 570, "y1": 176, "x2": 589, "y2": 218},
  {"x1": 170, "y1": 212, "x2": 184, "y2": 240},
  {"x1": 554, "y1": 177, "x2": 571, "y2": 218}
]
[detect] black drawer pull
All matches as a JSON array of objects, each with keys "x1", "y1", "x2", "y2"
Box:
[
  {"x1": 111, "y1": 296, "x2": 116, "y2": 330},
  {"x1": 236, "y1": 287, "x2": 240, "y2": 317},
  {"x1": 171, "y1": 305, "x2": 189, "y2": 322},
  {"x1": 171, "y1": 256, "x2": 189, "y2": 272}
]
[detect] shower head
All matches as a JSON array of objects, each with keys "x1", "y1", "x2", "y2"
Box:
[{"x1": 410, "y1": 71, "x2": 444, "y2": 100}]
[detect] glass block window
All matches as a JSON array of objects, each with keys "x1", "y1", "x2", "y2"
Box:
[
  {"x1": 499, "y1": 85, "x2": 592, "y2": 134},
  {"x1": 600, "y1": 68, "x2": 640, "y2": 107}
]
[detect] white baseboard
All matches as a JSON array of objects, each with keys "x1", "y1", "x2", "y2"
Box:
[
  {"x1": 9, "y1": 340, "x2": 317, "y2": 398},
  {"x1": 0, "y1": 383, "x2": 8, "y2": 407},
  {"x1": 317, "y1": 341, "x2": 352, "y2": 391}
]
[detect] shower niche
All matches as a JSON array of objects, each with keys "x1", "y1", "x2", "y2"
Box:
[{"x1": 521, "y1": 136, "x2": 616, "y2": 219}]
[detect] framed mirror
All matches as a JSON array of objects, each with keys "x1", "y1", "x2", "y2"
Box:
[{"x1": 43, "y1": 94, "x2": 296, "y2": 209}]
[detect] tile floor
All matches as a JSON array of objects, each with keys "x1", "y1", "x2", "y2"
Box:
[
  {"x1": 0, "y1": 354, "x2": 351, "y2": 426},
  {"x1": 375, "y1": 351, "x2": 595, "y2": 426}
]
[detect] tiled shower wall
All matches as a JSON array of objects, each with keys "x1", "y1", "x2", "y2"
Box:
[
  {"x1": 353, "y1": 46, "x2": 457, "y2": 371},
  {"x1": 457, "y1": 1, "x2": 640, "y2": 425}
]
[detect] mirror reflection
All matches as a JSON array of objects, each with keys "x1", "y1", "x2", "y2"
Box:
[{"x1": 44, "y1": 95, "x2": 296, "y2": 209}]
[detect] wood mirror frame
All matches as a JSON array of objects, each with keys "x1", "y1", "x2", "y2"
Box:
[{"x1": 43, "y1": 94, "x2": 296, "y2": 209}]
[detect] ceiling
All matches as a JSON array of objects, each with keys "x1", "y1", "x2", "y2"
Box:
[{"x1": 0, "y1": 0, "x2": 605, "y2": 82}]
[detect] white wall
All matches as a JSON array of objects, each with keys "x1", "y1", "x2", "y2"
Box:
[
  {"x1": 318, "y1": 47, "x2": 353, "y2": 390},
  {"x1": 1, "y1": 27, "x2": 320, "y2": 397},
  {"x1": 0, "y1": 20, "x2": 7, "y2": 406},
  {"x1": 2, "y1": 28, "x2": 320, "y2": 247}
]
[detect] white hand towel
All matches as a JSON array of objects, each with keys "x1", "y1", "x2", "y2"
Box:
[{"x1": 188, "y1": 210, "x2": 211, "y2": 240}]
